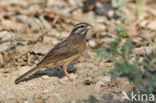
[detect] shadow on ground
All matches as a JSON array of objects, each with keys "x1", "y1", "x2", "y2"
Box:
[{"x1": 20, "y1": 63, "x2": 77, "y2": 83}]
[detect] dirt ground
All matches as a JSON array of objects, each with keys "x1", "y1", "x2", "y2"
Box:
[
  {"x1": 0, "y1": 0, "x2": 156, "y2": 103},
  {"x1": 0, "y1": 53, "x2": 132, "y2": 103}
]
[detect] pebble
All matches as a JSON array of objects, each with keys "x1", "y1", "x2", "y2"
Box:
[
  {"x1": 88, "y1": 40, "x2": 96, "y2": 47},
  {"x1": 31, "y1": 43, "x2": 51, "y2": 54},
  {"x1": 42, "y1": 75, "x2": 50, "y2": 80},
  {"x1": 43, "y1": 36, "x2": 59, "y2": 45},
  {"x1": 0, "y1": 30, "x2": 16, "y2": 41},
  {"x1": 68, "y1": 0, "x2": 77, "y2": 6},
  {"x1": 148, "y1": 20, "x2": 156, "y2": 30},
  {"x1": 55, "y1": 31, "x2": 68, "y2": 39},
  {"x1": 140, "y1": 20, "x2": 149, "y2": 27},
  {"x1": 27, "y1": 18, "x2": 41, "y2": 31},
  {"x1": 16, "y1": 15, "x2": 28, "y2": 23},
  {"x1": 1, "y1": 19, "x2": 23, "y2": 30},
  {"x1": 39, "y1": 16, "x2": 52, "y2": 30},
  {"x1": 108, "y1": 10, "x2": 114, "y2": 18}
]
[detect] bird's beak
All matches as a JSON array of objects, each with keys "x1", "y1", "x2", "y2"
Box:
[{"x1": 86, "y1": 25, "x2": 94, "y2": 30}]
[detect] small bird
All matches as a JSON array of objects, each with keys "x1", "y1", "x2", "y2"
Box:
[{"x1": 15, "y1": 22, "x2": 93, "y2": 84}]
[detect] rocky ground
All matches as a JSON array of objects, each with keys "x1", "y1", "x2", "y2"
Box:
[
  {"x1": 0, "y1": 55, "x2": 132, "y2": 103},
  {"x1": 0, "y1": 0, "x2": 156, "y2": 103}
]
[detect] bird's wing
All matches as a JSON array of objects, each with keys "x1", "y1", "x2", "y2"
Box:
[{"x1": 37, "y1": 35, "x2": 84, "y2": 67}]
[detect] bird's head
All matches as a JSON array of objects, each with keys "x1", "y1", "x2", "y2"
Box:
[{"x1": 71, "y1": 22, "x2": 93, "y2": 38}]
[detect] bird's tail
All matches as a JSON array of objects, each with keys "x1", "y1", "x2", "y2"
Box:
[{"x1": 15, "y1": 66, "x2": 40, "y2": 84}]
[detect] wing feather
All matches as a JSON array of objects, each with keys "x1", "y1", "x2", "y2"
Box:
[{"x1": 37, "y1": 35, "x2": 85, "y2": 67}]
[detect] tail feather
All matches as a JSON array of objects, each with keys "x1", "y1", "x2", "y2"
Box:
[{"x1": 15, "y1": 66, "x2": 39, "y2": 84}]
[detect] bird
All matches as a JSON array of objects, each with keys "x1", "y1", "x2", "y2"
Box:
[{"x1": 15, "y1": 22, "x2": 93, "y2": 84}]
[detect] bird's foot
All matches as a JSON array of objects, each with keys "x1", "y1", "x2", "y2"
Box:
[{"x1": 62, "y1": 68, "x2": 73, "y2": 81}]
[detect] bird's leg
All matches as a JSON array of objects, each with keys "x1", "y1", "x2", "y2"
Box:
[{"x1": 62, "y1": 65, "x2": 73, "y2": 81}]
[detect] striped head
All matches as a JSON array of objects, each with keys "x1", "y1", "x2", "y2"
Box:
[{"x1": 71, "y1": 22, "x2": 93, "y2": 38}]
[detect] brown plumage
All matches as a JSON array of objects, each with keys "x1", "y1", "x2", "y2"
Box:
[{"x1": 15, "y1": 22, "x2": 93, "y2": 84}]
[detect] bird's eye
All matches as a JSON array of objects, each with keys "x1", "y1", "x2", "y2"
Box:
[{"x1": 81, "y1": 25, "x2": 84, "y2": 28}]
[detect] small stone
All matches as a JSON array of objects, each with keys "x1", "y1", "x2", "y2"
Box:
[
  {"x1": 40, "y1": 16, "x2": 52, "y2": 30},
  {"x1": 96, "y1": 2, "x2": 103, "y2": 8},
  {"x1": 31, "y1": 43, "x2": 51, "y2": 54},
  {"x1": 88, "y1": 40, "x2": 96, "y2": 47},
  {"x1": 42, "y1": 75, "x2": 50, "y2": 80},
  {"x1": 56, "y1": 32, "x2": 68, "y2": 39},
  {"x1": 148, "y1": 20, "x2": 156, "y2": 30},
  {"x1": 27, "y1": 18, "x2": 41, "y2": 31},
  {"x1": 43, "y1": 36, "x2": 59, "y2": 45},
  {"x1": 0, "y1": 30, "x2": 16, "y2": 41},
  {"x1": 96, "y1": 16, "x2": 107, "y2": 23},
  {"x1": 95, "y1": 23, "x2": 106, "y2": 31},
  {"x1": 140, "y1": 20, "x2": 148, "y2": 27},
  {"x1": 108, "y1": 10, "x2": 114, "y2": 18},
  {"x1": 16, "y1": 15, "x2": 28, "y2": 23},
  {"x1": 1, "y1": 19, "x2": 23, "y2": 29},
  {"x1": 24, "y1": 100, "x2": 30, "y2": 103},
  {"x1": 68, "y1": 0, "x2": 76, "y2": 6},
  {"x1": 84, "y1": 80, "x2": 94, "y2": 86}
]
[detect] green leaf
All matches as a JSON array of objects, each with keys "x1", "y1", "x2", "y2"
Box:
[
  {"x1": 120, "y1": 39, "x2": 133, "y2": 60},
  {"x1": 115, "y1": 25, "x2": 126, "y2": 38},
  {"x1": 94, "y1": 48, "x2": 111, "y2": 60},
  {"x1": 88, "y1": 95, "x2": 97, "y2": 103}
]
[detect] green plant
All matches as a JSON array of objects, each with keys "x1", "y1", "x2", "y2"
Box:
[
  {"x1": 94, "y1": 25, "x2": 127, "y2": 61},
  {"x1": 142, "y1": 53, "x2": 156, "y2": 93},
  {"x1": 94, "y1": 25, "x2": 156, "y2": 96}
]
